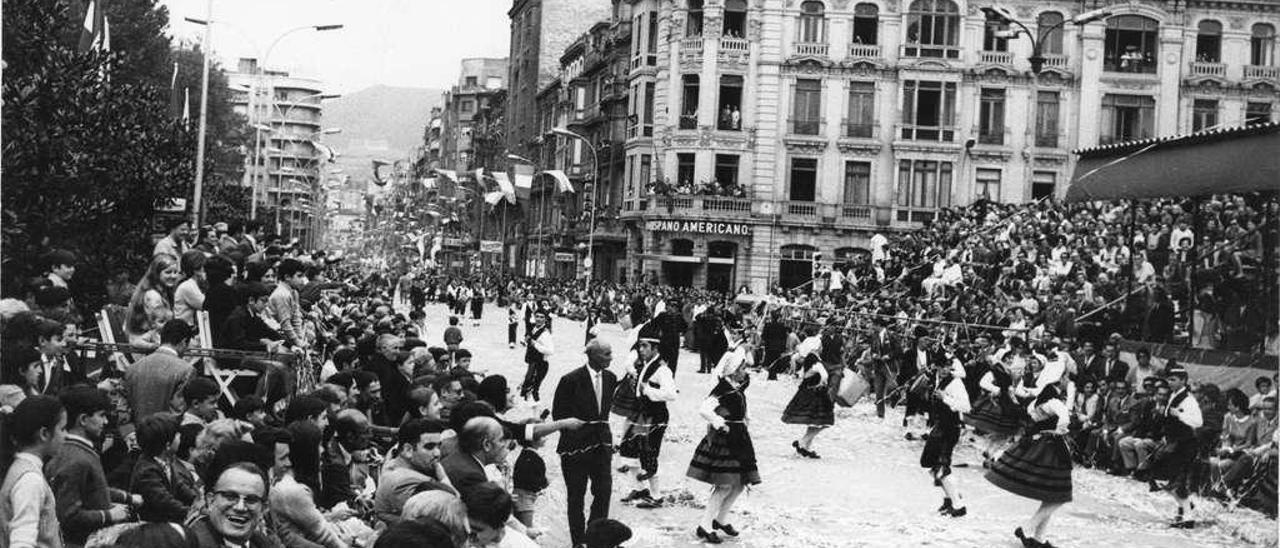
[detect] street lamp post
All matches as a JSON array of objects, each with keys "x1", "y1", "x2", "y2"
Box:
[
  {"x1": 507, "y1": 153, "x2": 543, "y2": 277},
  {"x1": 981, "y1": 7, "x2": 1111, "y2": 75},
  {"x1": 551, "y1": 127, "x2": 599, "y2": 291}
]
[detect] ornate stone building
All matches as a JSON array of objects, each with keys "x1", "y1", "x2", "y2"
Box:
[{"x1": 614, "y1": 0, "x2": 1279, "y2": 292}]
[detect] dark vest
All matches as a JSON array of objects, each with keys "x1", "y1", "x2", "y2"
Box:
[
  {"x1": 636, "y1": 356, "x2": 670, "y2": 419},
  {"x1": 1163, "y1": 389, "x2": 1196, "y2": 441},
  {"x1": 525, "y1": 325, "x2": 549, "y2": 364}
]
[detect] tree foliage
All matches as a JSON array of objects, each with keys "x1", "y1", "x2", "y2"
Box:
[{"x1": 1, "y1": 0, "x2": 194, "y2": 310}]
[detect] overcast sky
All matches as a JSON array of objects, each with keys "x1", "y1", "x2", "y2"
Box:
[{"x1": 161, "y1": 0, "x2": 512, "y2": 92}]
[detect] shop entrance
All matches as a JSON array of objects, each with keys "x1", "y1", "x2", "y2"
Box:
[
  {"x1": 706, "y1": 241, "x2": 737, "y2": 293},
  {"x1": 663, "y1": 238, "x2": 696, "y2": 288},
  {"x1": 779, "y1": 244, "x2": 816, "y2": 289}
]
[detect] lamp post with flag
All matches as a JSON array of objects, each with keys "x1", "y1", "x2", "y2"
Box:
[{"x1": 551, "y1": 127, "x2": 599, "y2": 290}]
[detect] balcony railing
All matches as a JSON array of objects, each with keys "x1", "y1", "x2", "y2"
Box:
[
  {"x1": 788, "y1": 119, "x2": 825, "y2": 136},
  {"x1": 979, "y1": 50, "x2": 1014, "y2": 65},
  {"x1": 1245, "y1": 65, "x2": 1280, "y2": 81},
  {"x1": 848, "y1": 44, "x2": 881, "y2": 59},
  {"x1": 682, "y1": 37, "x2": 704, "y2": 54},
  {"x1": 977, "y1": 127, "x2": 1004, "y2": 145},
  {"x1": 678, "y1": 114, "x2": 699, "y2": 130},
  {"x1": 702, "y1": 197, "x2": 752, "y2": 213},
  {"x1": 1041, "y1": 54, "x2": 1068, "y2": 70},
  {"x1": 793, "y1": 42, "x2": 830, "y2": 58},
  {"x1": 721, "y1": 37, "x2": 749, "y2": 53},
  {"x1": 901, "y1": 43, "x2": 961, "y2": 60},
  {"x1": 840, "y1": 204, "x2": 872, "y2": 220},
  {"x1": 898, "y1": 123, "x2": 956, "y2": 142},
  {"x1": 1190, "y1": 61, "x2": 1226, "y2": 78},
  {"x1": 1035, "y1": 132, "x2": 1060, "y2": 149},
  {"x1": 785, "y1": 200, "x2": 818, "y2": 216},
  {"x1": 842, "y1": 119, "x2": 876, "y2": 139}
]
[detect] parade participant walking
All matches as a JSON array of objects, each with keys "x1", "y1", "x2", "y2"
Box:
[
  {"x1": 1148, "y1": 364, "x2": 1204, "y2": 527},
  {"x1": 782, "y1": 353, "x2": 834, "y2": 458},
  {"x1": 687, "y1": 333, "x2": 758, "y2": 544},
  {"x1": 619, "y1": 322, "x2": 677, "y2": 509},
  {"x1": 520, "y1": 311, "x2": 555, "y2": 402},
  {"x1": 922, "y1": 356, "x2": 971, "y2": 518},
  {"x1": 986, "y1": 382, "x2": 1073, "y2": 548},
  {"x1": 552, "y1": 339, "x2": 617, "y2": 548},
  {"x1": 469, "y1": 284, "x2": 484, "y2": 327}
]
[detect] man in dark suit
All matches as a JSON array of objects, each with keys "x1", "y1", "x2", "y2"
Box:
[
  {"x1": 441, "y1": 416, "x2": 510, "y2": 497},
  {"x1": 123, "y1": 320, "x2": 196, "y2": 422},
  {"x1": 655, "y1": 300, "x2": 687, "y2": 373},
  {"x1": 1089, "y1": 341, "x2": 1130, "y2": 386},
  {"x1": 552, "y1": 339, "x2": 617, "y2": 548}
]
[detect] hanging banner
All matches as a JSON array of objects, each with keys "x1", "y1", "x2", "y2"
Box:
[
  {"x1": 544, "y1": 170, "x2": 575, "y2": 193},
  {"x1": 480, "y1": 240, "x2": 503, "y2": 253}
]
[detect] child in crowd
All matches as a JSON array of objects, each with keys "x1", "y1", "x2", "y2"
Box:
[
  {"x1": 443, "y1": 316, "x2": 463, "y2": 354},
  {"x1": 585, "y1": 518, "x2": 633, "y2": 548},
  {"x1": 0, "y1": 395, "x2": 66, "y2": 548},
  {"x1": 511, "y1": 432, "x2": 549, "y2": 535}
]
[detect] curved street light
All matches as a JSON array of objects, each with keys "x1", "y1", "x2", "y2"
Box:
[{"x1": 551, "y1": 126, "x2": 599, "y2": 290}]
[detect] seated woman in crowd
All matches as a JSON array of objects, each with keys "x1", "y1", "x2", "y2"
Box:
[{"x1": 125, "y1": 253, "x2": 181, "y2": 346}]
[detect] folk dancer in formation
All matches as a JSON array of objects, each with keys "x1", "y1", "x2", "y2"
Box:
[
  {"x1": 922, "y1": 353, "x2": 971, "y2": 518},
  {"x1": 1144, "y1": 363, "x2": 1203, "y2": 528},
  {"x1": 468, "y1": 284, "x2": 485, "y2": 327},
  {"x1": 985, "y1": 380, "x2": 1073, "y2": 548},
  {"x1": 520, "y1": 311, "x2": 555, "y2": 402},
  {"x1": 618, "y1": 321, "x2": 678, "y2": 509},
  {"x1": 965, "y1": 350, "x2": 1024, "y2": 467},
  {"x1": 687, "y1": 330, "x2": 758, "y2": 544},
  {"x1": 782, "y1": 353, "x2": 835, "y2": 459}
]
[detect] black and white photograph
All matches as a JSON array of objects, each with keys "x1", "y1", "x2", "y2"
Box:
[{"x1": 1, "y1": 0, "x2": 1278, "y2": 546}]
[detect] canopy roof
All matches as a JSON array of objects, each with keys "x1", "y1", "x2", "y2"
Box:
[{"x1": 1065, "y1": 121, "x2": 1280, "y2": 202}]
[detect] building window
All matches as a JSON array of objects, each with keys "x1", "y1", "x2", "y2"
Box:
[
  {"x1": 1252, "y1": 24, "x2": 1276, "y2": 66},
  {"x1": 1035, "y1": 91, "x2": 1060, "y2": 148},
  {"x1": 978, "y1": 88, "x2": 1005, "y2": 145},
  {"x1": 901, "y1": 80, "x2": 956, "y2": 141},
  {"x1": 1196, "y1": 20, "x2": 1222, "y2": 63},
  {"x1": 687, "y1": 0, "x2": 704, "y2": 36},
  {"x1": 718, "y1": 75, "x2": 743, "y2": 130},
  {"x1": 625, "y1": 155, "x2": 635, "y2": 194},
  {"x1": 975, "y1": 168, "x2": 1001, "y2": 201},
  {"x1": 853, "y1": 3, "x2": 878, "y2": 45},
  {"x1": 632, "y1": 14, "x2": 642, "y2": 65},
  {"x1": 1100, "y1": 94, "x2": 1155, "y2": 144},
  {"x1": 724, "y1": 0, "x2": 747, "y2": 37},
  {"x1": 846, "y1": 81, "x2": 875, "y2": 138},
  {"x1": 642, "y1": 82, "x2": 655, "y2": 137},
  {"x1": 1192, "y1": 99, "x2": 1218, "y2": 132},
  {"x1": 1104, "y1": 15, "x2": 1158, "y2": 74},
  {"x1": 681, "y1": 75, "x2": 700, "y2": 129},
  {"x1": 1032, "y1": 171, "x2": 1056, "y2": 200},
  {"x1": 461, "y1": 99, "x2": 475, "y2": 113},
  {"x1": 1246, "y1": 102, "x2": 1273, "y2": 125},
  {"x1": 904, "y1": 0, "x2": 960, "y2": 58},
  {"x1": 465, "y1": 76, "x2": 478, "y2": 87},
  {"x1": 791, "y1": 79, "x2": 823, "y2": 135},
  {"x1": 798, "y1": 1, "x2": 826, "y2": 43},
  {"x1": 896, "y1": 159, "x2": 952, "y2": 210},
  {"x1": 1038, "y1": 12, "x2": 1064, "y2": 55},
  {"x1": 843, "y1": 161, "x2": 871, "y2": 205},
  {"x1": 983, "y1": 11, "x2": 1009, "y2": 52},
  {"x1": 639, "y1": 154, "x2": 652, "y2": 191},
  {"x1": 647, "y1": 12, "x2": 659, "y2": 66},
  {"x1": 677, "y1": 153, "x2": 696, "y2": 186},
  {"x1": 715, "y1": 154, "x2": 739, "y2": 186},
  {"x1": 789, "y1": 158, "x2": 817, "y2": 201}
]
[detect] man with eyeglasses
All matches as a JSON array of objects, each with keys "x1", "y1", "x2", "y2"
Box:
[
  {"x1": 374, "y1": 418, "x2": 454, "y2": 525},
  {"x1": 190, "y1": 462, "x2": 277, "y2": 547}
]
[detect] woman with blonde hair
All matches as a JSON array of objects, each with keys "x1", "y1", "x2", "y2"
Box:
[
  {"x1": 400, "y1": 490, "x2": 468, "y2": 547},
  {"x1": 125, "y1": 253, "x2": 182, "y2": 345}
]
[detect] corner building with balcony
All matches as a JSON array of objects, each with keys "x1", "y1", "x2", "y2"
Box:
[{"x1": 617, "y1": 0, "x2": 1279, "y2": 293}]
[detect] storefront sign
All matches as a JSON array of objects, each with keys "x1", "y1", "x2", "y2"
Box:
[
  {"x1": 646, "y1": 220, "x2": 752, "y2": 236},
  {"x1": 442, "y1": 237, "x2": 465, "y2": 247},
  {"x1": 479, "y1": 240, "x2": 503, "y2": 253},
  {"x1": 554, "y1": 252, "x2": 576, "y2": 262}
]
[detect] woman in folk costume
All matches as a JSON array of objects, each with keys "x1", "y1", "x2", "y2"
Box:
[
  {"x1": 985, "y1": 378, "x2": 1073, "y2": 548},
  {"x1": 687, "y1": 330, "x2": 758, "y2": 544},
  {"x1": 782, "y1": 349, "x2": 835, "y2": 459},
  {"x1": 965, "y1": 350, "x2": 1024, "y2": 467},
  {"x1": 922, "y1": 354, "x2": 971, "y2": 518},
  {"x1": 618, "y1": 320, "x2": 678, "y2": 509}
]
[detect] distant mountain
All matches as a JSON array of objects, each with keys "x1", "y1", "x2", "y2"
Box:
[{"x1": 324, "y1": 85, "x2": 443, "y2": 158}]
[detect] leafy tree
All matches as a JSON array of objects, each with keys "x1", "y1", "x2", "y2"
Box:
[
  {"x1": 1, "y1": 0, "x2": 194, "y2": 311},
  {"x1": 171, "y1": 44, "x2": 251, "y2": 224}
]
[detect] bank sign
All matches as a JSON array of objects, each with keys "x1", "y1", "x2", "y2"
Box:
[{"x1": 646, "y1": 220, "x2": 752, "y2": 236}]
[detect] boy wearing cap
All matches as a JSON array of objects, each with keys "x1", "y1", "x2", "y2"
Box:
[
  {"x1": 1152, "y1": 363, "x2": 1203, "y2": 527},
  {"x1": 619, "y1": 321, "x2": 677, "y2": 509}
]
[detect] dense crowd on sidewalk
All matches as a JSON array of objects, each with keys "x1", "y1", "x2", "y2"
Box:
[{"x1": 0, "y1": 189, "x2": 1274, "y2": 547}]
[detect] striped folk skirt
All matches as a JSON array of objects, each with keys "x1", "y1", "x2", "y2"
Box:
[
  {"x1": 687, "y1": 424, "x2": 760, "y2": 487},
  {"x1": 985, "y1": 433, "x2": 1074, "y2": 503},
  {"x1": 781, "y1": 382, "x2": 835, "y2": 427},
  {"x1": 963, "y1": 394, "x2": 1023, "y2": 437}
]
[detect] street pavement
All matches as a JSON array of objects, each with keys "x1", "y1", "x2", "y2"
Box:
[{"x1": 417, "y1": 302, "x2": 1277, "y2": 548}]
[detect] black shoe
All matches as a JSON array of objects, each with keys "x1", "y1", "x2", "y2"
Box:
[
  {"x1": 712, "y1": 521, "x2": 738, "y2": 537},
  {"x1": 637, "y1": 469, "x2": 655, "y2": 482},
  {"x1": 947, "y1": 506, "x2": 967, "y2": 518},
  {"x1": 792, "y1": 440, "x2": 805, "y2": 457},
  {"x1": 695, "y1": 526, "x2": 724, "y2": 544},
  {"x1": 905, "y1": 432, "x2": 916, "y2": 441},
  {"x1": 621, "y1": 489, "x2": 649, "y2": 503},
  {"x1": 1148, "y1": 480, "x2": 1162, "y2": 492},
  {"x1": 1015, "y1": 527, "x2": 1036, "y2": 548},
  {"x1": 937, "y1": 498, "x2": 953, "y2": 514},
  {"x1": 636, "y1": 495, "x2": 664, "y2": 509}
]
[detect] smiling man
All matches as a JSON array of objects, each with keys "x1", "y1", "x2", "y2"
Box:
[{"x1": 190, "y1": 462, "x2": 278, "y2": 547}]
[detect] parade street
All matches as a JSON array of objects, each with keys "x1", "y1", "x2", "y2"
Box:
[{"x1": 417, "y1": 303, "x2": 1278, "y2": 548}]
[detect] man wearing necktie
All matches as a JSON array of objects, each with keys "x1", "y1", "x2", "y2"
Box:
[{"x1": 552, "y1": 340, "x2": 618, "y2": 548}]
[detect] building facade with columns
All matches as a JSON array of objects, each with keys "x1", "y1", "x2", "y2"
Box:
[{"x1": 614, "y1": 0, "x2": 1279, "y2": 293}]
